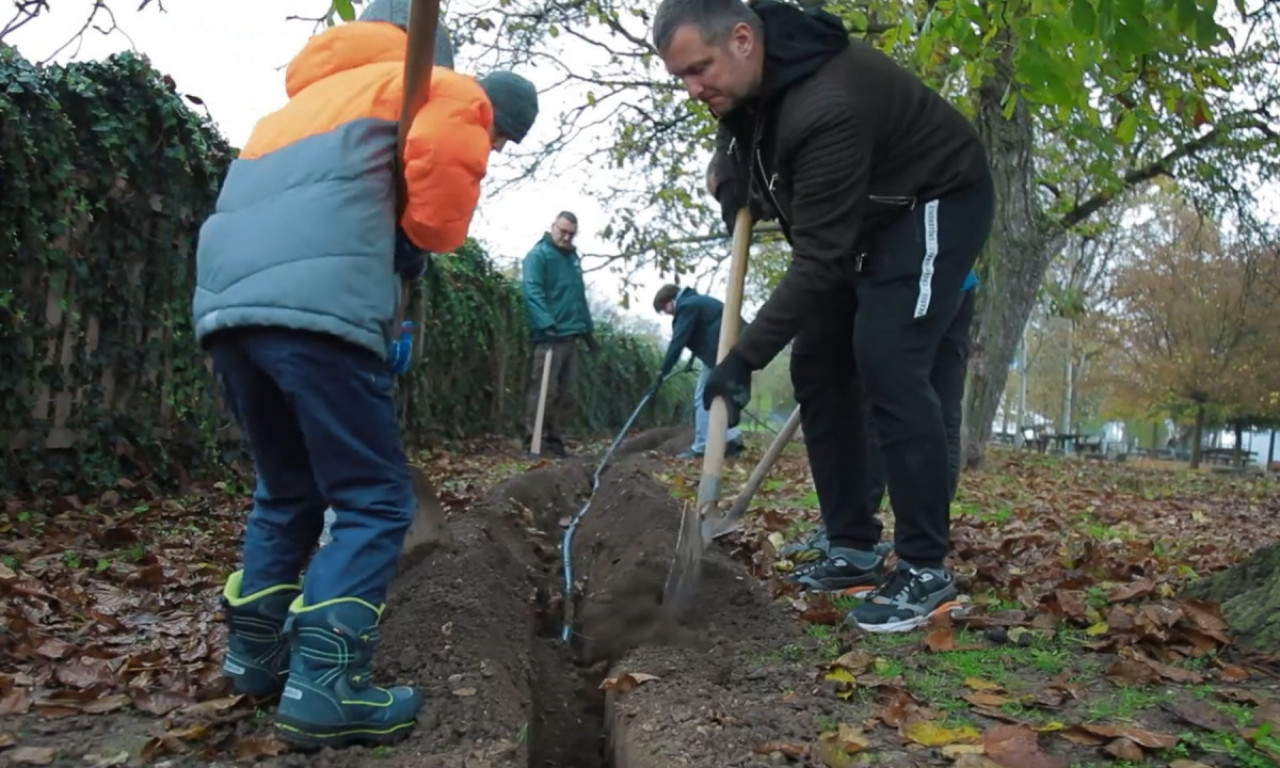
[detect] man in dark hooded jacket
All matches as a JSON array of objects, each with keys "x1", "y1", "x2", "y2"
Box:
[
  {"x1": 652, "y1": 284, "x2": 745, "y2": 459},
  {"x1": 652, "y1": 0, "x2": 994, "y2": 633}
]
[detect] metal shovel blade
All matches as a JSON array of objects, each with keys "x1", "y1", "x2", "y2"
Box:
[
  {"x1": 701, "y1": 512, "x2": 744, "y2": 541},
  {"x1": 397, "y1": 465, "x2": 452, "y2": 573}
]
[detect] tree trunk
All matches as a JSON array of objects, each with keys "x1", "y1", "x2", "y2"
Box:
[
  {"x1": 1185, "y1": 542, "x2": 1280, "y2": 653},
  {"x1": 961, "y1": 48, "x2": 1055, "y2": 470},
  {"x1": 1063, "y1": 319, "x2": 1074, "y2": 436},
  {"x1": 1233, "y1": 421, "x2": 1244, "y2": 467},
  {"x1": 1191, "y1": 403, "x2": 1205, "y2": 470},
  {"x1": 1268, "y1": 429, "x2": 1275, "y2": 468}
]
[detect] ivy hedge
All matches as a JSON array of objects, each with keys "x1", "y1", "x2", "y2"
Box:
[{"x1": 0, "y1": 49, "x2": 692, "y2": 496}]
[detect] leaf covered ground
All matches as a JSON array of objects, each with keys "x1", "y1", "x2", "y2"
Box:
[
  {"x1": 679, "y1": 442, "x2": 1280, "y2": 768},
  {"x1": 2, "y1": 434, "x2": 1280, "y2": 767}
]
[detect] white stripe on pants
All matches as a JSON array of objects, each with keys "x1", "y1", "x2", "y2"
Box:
[{"x1": 913, "y1": 199, "x2": 940, "y2": 319}]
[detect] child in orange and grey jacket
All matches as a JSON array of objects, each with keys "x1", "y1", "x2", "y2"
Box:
[{"x1": 190, "y1": 0, "x2": 538, "y2": 751}]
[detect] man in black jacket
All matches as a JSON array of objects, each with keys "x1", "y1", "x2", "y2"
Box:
[
  {"x1": 652, "y1": 284, "x2": 746, "y2": 459},
  {"x1": 652, "y1": 0, "x2": 994, "y2": 633}
]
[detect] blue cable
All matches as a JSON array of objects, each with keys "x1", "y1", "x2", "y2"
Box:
[{"x1": 559, "y1": 367, "x2": 690, "y2": 643}]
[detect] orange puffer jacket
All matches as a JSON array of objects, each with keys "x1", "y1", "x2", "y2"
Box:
[{"x1": 193, "y1": 21, "x2": 492, "y2": 358}]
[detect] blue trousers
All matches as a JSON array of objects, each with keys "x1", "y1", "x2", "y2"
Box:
[{"x1": 208, "y1": 328, "x2": 415, "y2": 607}]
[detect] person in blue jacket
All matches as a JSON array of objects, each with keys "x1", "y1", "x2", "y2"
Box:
[{"x1": 652, "y1": 284, "x2": 746, "y2": 458}]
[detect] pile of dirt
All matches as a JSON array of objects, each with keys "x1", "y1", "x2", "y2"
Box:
[{"x1": 615, "y1": 426, "x2": 690, "y2": 457}]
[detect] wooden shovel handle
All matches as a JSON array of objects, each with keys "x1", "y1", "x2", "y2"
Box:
[{"x1": 696, "y1": 207, "x2": 753, "y2": 511}]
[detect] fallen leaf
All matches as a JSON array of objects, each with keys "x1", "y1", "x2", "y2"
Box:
[
  {"x1": 752, "y1": 741, "x2": 809, "y2": 758},
  {"x1": 1181, "y1": 599, "x2": 1231, "y2": 644},
  {"x1": 33, "y1": 639, "x2": 72, "y2": 660},
  {"x1": 80, "y1": 694, "x2": 131, "y2": 714},
  {"x1": 129, "y1": 689, "x2": 194, "y2": 716},
  {"x1": 235, "y1": 734, "x2": 286, "y2": 760},
  {"x1": 954, "y1": 756, "x2": 1004, "y2": 768},
  {"x1": 1120, "y1": 647, "x2": 1204, "y2": 683},
  {"x1": 0, "y1": 690, "x2": 31, "y2": 716},
  {"x1": 1214, "y1": 687, "x2": 1270, "y2": 706},
  {"x1": 1219, "y1": 665, "x2": 1250, "y2": 683},
  {"x1": 830, "y1": 651, "x2": 872, "y2": 675},
  {"x1": 1102, "y1": 737, "x2": 1145, "y2": 762},
  {"x1": 924, "y1": 626, "x2": 956, "y2": 652},
  {"x1": 452, "y1": 687, "x2": 477, "y2": 697},
  {"x1": 0, "y1": 733, "x2": 14, "y2": 748},
  {"x1": 598, "y1": 672, "x2": 659, "y2": 694},
  {"x1": 166, "y1": 723, "x2": 211, "y2": 742},
  {"x1": 822, "y1": 667, "x2": 857, "y2": 700},
  {"x1": 1074, "y1": 723, "x2": 1178, "y2": 749},
  {"x1": 1161, "y1": 699, "x2": 1232, "y2": 732},
  {"x1": 1105, "y1": 659, "x2": 1158, "y2": 687},
  {"x1": 179, "y1": 695, "x2": 243, "y2": 718},
  {"x1": 964, "y1": 692, "x2": 1013, "y2": 708},
  {"x1": 983, "y1": 724, "x2": 1068, "y2": 768},
  {"x1": 55, "y1": 660, "x2": 113, "y2": 689},
  {"x1": 1107, "y1": 577, "x2": 1155, "y2": 603},
  {"x1": 904, "y1": 719, "x2": 981, "y2": 747},
  {"x1": 4, "y1": 746, "x2": 57, "y2": 765},
  {"x1": 0, "y1": 561, "x2": 15, "y2": 580},
  {"x1": 830, "y1": 723, "x2": 871, "y2": 753},
  {"x1": 941, "y1": 744, "x2": 986, "y2": 757},
  {"x1": 1168, "y1": 761, "x2": 1213, "y2": 768},
  {"x1": 82, "y1": 752, "x2": 129, "y2": 767},
  {"x1": 965, "y1": 677, "x2": 1003, "y2": 691}
]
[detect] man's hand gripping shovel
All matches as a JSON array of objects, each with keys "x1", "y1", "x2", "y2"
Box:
[
  {"x1": 391, "y1": 0, "x2": 451, "y2": 571},
  {"x1": 662, "y1": 207, "x2": 752, "y2": 618}
]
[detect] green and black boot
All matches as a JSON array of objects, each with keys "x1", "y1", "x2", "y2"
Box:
[
  {"x1": 275, "y1": 596, "x2": 422, "y2": 750},
  {"x1": 220, "y1": 570, "x2": 301, "y2": 698}
]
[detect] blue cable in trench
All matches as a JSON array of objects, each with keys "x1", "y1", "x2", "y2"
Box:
[{"x1": 559, "y1": 367, "x2": 690, "y2": 643}]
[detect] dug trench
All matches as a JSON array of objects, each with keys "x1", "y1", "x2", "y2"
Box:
[
  {"x1": 4, "y1": 428, "x2": 845, "y2": 767},
  {"x1": 247, "y1": 427, "x2": 844, "y2": 768}
]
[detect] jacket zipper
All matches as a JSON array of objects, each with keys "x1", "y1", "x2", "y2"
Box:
[{"x1": 751, "y1": 119, "x2": 791, "y2": 229}]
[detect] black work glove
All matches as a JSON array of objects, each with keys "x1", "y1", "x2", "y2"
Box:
[{"x1": 702, "y1": 350, "x2": 752, "y2": 428}]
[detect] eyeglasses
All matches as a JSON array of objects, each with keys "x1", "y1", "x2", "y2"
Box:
[{"x1": 553, "y1": 224, "x2": 577, "y2": 240}]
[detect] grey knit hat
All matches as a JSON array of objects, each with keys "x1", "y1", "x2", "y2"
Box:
[
  {"x1": 358, "y1": 0, "x2": 455, "y2": 69},
  {"x1": 478, "y1": 72, "x2": 539, "y2": 144}
]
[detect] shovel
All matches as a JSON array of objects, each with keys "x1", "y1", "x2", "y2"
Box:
[
  {"x1": 663, "y1": 207, "x2": 753, "y2": 617},
  {"x1": 394, "y1": 0, "x2": 449, "y2": 565},
  {"x1": 704, "y1": 403, "x2": 802, "y2": 540}
]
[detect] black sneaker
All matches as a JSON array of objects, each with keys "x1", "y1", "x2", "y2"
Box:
[
  {"x1": 726, "y1": 438, "x2": 745, "y2": 457},
  {"x1": 786, "y1": 546, "x2": 886, "y2": 596},
  {"x1": 847, "y1": 562, "x2": 961, "y2": 633}
]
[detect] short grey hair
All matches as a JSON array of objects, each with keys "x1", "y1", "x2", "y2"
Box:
[
  {"x1": 555, "y1": 211, "x2": 578, "y2": 226},
  {"x1": 652, "y1": 0, "x2": 762, "y2": 50}
]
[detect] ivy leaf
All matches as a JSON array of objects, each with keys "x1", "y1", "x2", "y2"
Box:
[
  {"x1": 333, "y1": 0, "x2": 356, "y2": 22},
  {"x1": 1072, "y1": 0, "x2": 1097, "y2": 33},
  {"x1": 1116, "y1": 111, "x2": 1139, "y2": 144}
]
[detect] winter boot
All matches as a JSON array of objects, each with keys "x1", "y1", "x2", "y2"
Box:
[
  {"x1": 275, "y1": 596, "x2": 422, "y2": 750},
  {"x1": 220, "y1": 570, "x2": 301, "y2": 698}
]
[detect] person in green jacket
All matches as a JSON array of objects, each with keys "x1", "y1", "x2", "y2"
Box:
[{"x1": 521, "y1": 211, "x2": 595, "y2": 456}]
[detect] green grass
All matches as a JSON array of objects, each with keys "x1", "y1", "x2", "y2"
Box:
[{"x1": 1083, "y1": 685, "x2": 1173, "y2": 721}]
